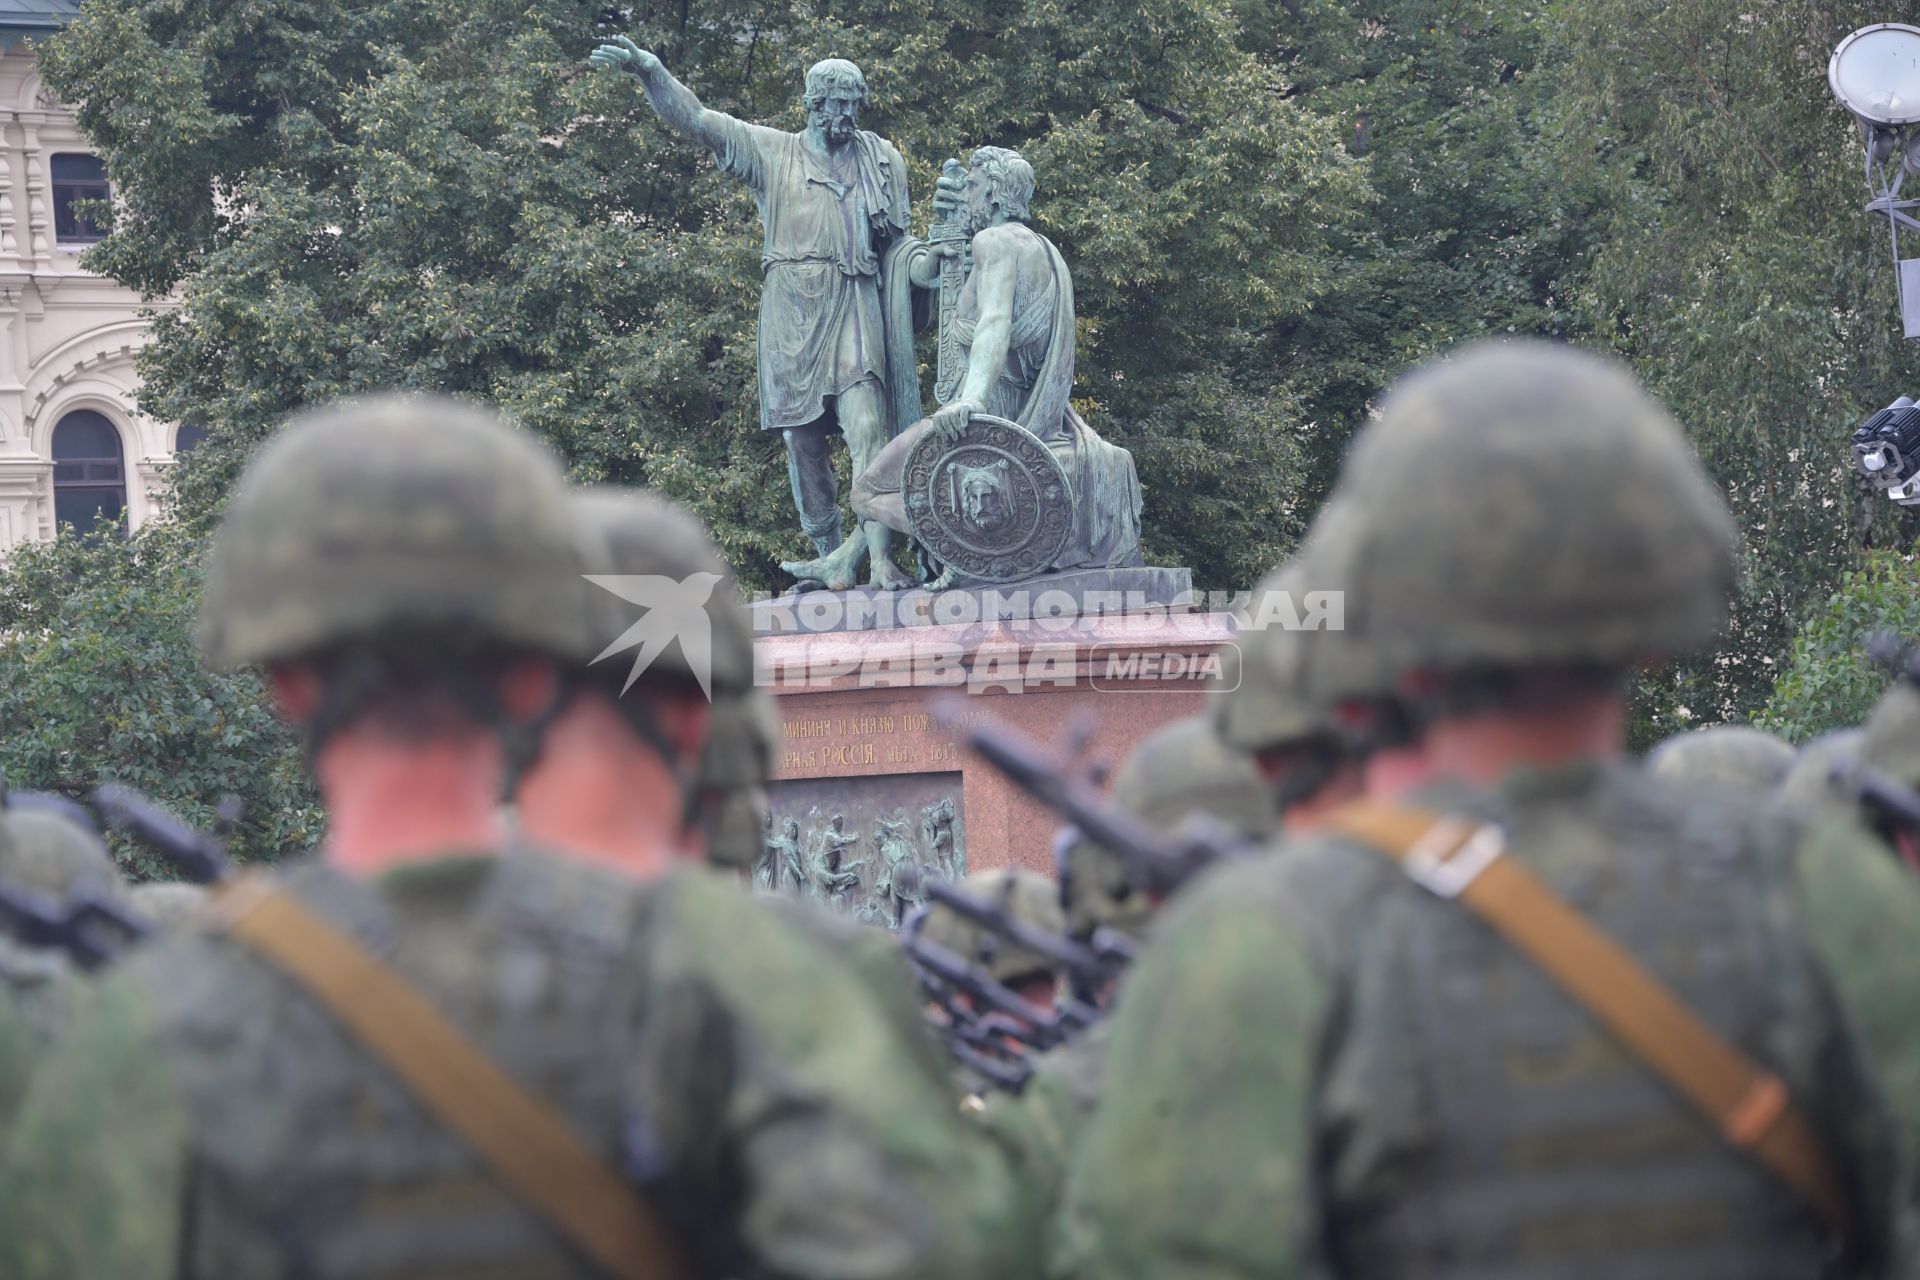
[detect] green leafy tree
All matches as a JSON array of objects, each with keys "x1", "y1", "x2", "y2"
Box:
[
  {"x1": 0, "y1": 521, "x2": 320, "y2": 873},
  {"x1": 1759, "y1": 551, "x2": 1920, "y2": 743},
  {"x1": 1551, "y1": 0, "x2": 1920, "y2": 728},
  {"x1": 1229, "y1": 0, "x2": 1602, "y2": 503},
  {"x1": 44, "y1": 0, "x2": 1370, "y2": 588}
]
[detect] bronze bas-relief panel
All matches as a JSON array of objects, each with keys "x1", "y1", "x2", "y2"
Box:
[{"x1": 758, "y1": 771, "x2": 968, "y2": 929}]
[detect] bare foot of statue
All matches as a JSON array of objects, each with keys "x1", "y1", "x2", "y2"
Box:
[
  {"x1": 780, "y1": 552, "x2": 857, "y2": 591},
  {"x1": 781, "y1": 535, "x2": 869, "y2": 591},
  {"x1": 869, "y1": 557, "x2": 915, "y2": 590}
]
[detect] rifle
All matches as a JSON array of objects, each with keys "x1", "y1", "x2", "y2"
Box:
[
  {"x1": 1839, "y1": 759, "x2": 1920, "y2": 838},
  {"x1": 901, "y1": 927, "x2": 1086, "y2": 1052},
  {"x1": 0, "y1": 880, "x2": 147, "y2": 971},
  {"x1": 898, "y1": 866, "x2": 1125, "y2": 992},
  {"x1": 958, "y1": 714, "x2": 1251, "y2": 899},
  {"x1": 912, "y1": 954, "x2": 1040, "y2": 1094},
  {"x1": 92, "y1": 783, "x2": 234, "y2": 885},
  {"x1": 938, "y1": 1025, "x2": 1032, "y2": 1093}
]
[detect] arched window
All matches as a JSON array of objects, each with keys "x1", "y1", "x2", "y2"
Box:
[
  {"x1": 52, "y1": 410, "x2": 125, "y2": 534},
  {"x1": 51, "y1": 154, "x2": 109, "y2": 245},
  {"x1": 173, "y1": 422, "x2": 208, "y2": 455}
]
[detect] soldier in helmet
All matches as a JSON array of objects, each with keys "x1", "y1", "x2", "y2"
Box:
[
  {"x1": 513, "y1": 486, "x2": 747, "y2": 880},
  {"x1": 1058, "y1": 341, "x2": 1920, "y2": 1278},
  {"x1": 917, "y1": 868, "x2": 1066, "y2": 1019},
  {"x1": 1002, "y1": 627, "x2": 1344, "y2": 1277},
  {"x1": 698, "y1": 694, "x2": 779, "y2": 874},
  {"x1": 0, "y1": 804, "x2": 129, "y2": 1132},
  {"x1": 1058, "y1": 712, "x2": 1277, "y2": 961},
  {"x1": 0, "y1": 802, "x2": 132, "y2": 1042},
  {"x1": 1648, "y1": 723, "x2": 1795, "y2": 791},
  {"x1": 516, "y1": 484, "x2": 1040, "y2": 1279},
  {"x1": 0, "y1": 396, "x2": 1010, "y2": 1278},
  {"x1": 1849, "y1": 679, "x2": 1920, "y2": 872},
  {"x1": 1217, "y1": 562, "x2": 1365, "y2": 831}
]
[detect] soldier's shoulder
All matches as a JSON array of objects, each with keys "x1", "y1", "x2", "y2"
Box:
[
  {"x1": 649, "y1": 866, "x2": 851, "y2": 985},
  {"x1": 1599, "y1": 764, "x2": 1821, "y2": 878},
  {"x1": 1154, "y1": 826, "x2": 1396, "y2": 945}
]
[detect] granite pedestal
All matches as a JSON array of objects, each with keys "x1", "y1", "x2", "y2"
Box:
[{"x1": 754, "y1": 593, "x2": 1234, "y2": 891}]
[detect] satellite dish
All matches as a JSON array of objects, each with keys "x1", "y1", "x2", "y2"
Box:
[{"x1": 1830, "y1": 23, "x2": 1920, "y2": 128}]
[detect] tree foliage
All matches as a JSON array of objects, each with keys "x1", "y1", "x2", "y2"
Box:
[
  {"x1": 1550, "y1": 0, "x2": 1920, "y2": 729},
  {"x1": 0, "y1": 522, "x2": 320, "y2": 873},
  {"x1": 43, "y1": 0, "x2": 1369, "y2": 587},
  {"x1": 1759, "y1": 551, "x2": 1920, "y2": 743},
  {"x1": 1237, "y1": 0, "x2": 1601, "y2": 503},
  {"x1": 19, "y1": 0, "x2": 1920, "y2": 822}
]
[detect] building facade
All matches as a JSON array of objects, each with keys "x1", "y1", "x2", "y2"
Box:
[{"x1": 0, "y1": 5, "x2": 183, "y2": 549}]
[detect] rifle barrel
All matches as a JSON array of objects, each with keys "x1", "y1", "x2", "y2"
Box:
[
  {"x1": 961, "y1": 722, "x2": 1209, "y2": 897},
  {"x1": 904, "y1": 933, "x2": 1070, "y2": 1051},
  {"x1": 917, "y1": 877, "x2": 1115, "y2": 985},
  {"x1": 93, "y1": 784, "x2": 231, "y2": 884}
]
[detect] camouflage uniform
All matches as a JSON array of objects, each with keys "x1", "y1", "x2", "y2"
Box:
[
  {"x1": 130, "y1": 881, "x2": 211, "y2": 930},
  {"x1": 1059, "y1": 342, "x2": 1920, "y2": 1278},
  {"x1": 1647, "y1": 723, "x2": 1795, "y2": 790},
  {"x1": 989, "y1": 717, "x2": 1283, "y2": 1277},
  {"x1": 0, "y1": 397, "x2": 1021, "y2": 1279}
]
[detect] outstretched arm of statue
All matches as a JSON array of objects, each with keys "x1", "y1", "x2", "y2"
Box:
[{"x1": 589, "y1": 36, "x2": 736, "y2": 158}]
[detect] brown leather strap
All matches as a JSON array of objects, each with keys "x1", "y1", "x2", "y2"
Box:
[
  {"x1": 1323, "y1": 802, "x2": 1850, "y2": 1233},
  {"x1": 208, "y1": 875, "x2": 689, "y2": 1280}
]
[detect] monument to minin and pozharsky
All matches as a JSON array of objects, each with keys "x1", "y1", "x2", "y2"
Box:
[{"x1": 593, "y1": 39, "x2": 1230, "y2": 900}]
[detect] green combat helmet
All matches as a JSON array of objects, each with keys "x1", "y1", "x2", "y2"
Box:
[
  {"x1": 1647, "y1": 724, "x2": 1795, "y2": 791},
  {"x1": 1063, "y1": 714, "x2": 1276, "y2": 945},
  {"x1": 0, "y1": 806, "x2": 127, "y2": 1047},
  {"x1": 199, "y1": 394, "x2": 596, "y2": 674},
  {"x1": 0, "y1": 805, "x2": 128, "y2": 905},
  {"x1": 570, "y1": 487, "x2": 767, "y2": 862},
  {"x1": 1861, "y1": 681, "x2": 1920, "y2": 792},
  {"x1": 1778, "y1": 729, "x2": 1868, "y2": 813},
  {"x1": 919, "y1": 869, "x2": 1066, "y2": 989},
  {"x1": 1217, "y1": 560, "x2": 1350, "y2": 799},
  {"x1": 1306, "y1": 340, "x2": 1737, "y2": 694},
  {"x1": 571, "y1": 486, "x2": 755, "y2": 698}
]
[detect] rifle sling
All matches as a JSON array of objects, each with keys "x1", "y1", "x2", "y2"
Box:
[
  {"x1": 208, "y1": 875, "x2": 689, "y2": 1280},
  {"x1": 1323, "y1": 802, "x2": 1850, "y2": 1234}
]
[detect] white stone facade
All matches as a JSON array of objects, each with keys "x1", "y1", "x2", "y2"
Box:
[{"x1": 0, "y1": 39, "x2": 174, "y2": 549}]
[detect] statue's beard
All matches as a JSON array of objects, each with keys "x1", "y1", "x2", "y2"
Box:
[{"x1": 814, "y1": 111, "x2": 857, "y2": 144}]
